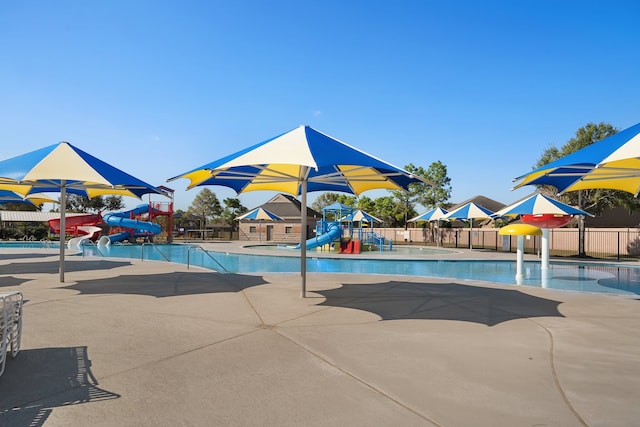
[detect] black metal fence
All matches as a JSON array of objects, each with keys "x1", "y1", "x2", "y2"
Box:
[{"x1": 374, "y1": 227, "x2": 640, "y2": 261}]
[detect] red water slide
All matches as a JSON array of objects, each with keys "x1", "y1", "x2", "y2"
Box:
[{"x1": 48, "y1": 214, "x2": 103, "y2": 240}]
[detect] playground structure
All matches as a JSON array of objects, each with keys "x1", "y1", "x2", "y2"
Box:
[{"x1": 296, "y1": 203, "x2": 392, "y2": 253}]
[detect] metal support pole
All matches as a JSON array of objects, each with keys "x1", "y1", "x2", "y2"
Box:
[
  {"x1": 300, "y1": 173, "x2": 308, "y2": 298},
  {"x1": 59, "y1": 183, "x2": 66, "y2": 283}
]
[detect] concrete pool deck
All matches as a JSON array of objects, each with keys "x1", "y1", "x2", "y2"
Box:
[{"x1": 0, "y1": 243, "x2": 639, "y2": 426}]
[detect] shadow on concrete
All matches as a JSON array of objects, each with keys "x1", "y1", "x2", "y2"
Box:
[
  {"x1": 62, "y1": 271, "x2": 268, "y2": 298},
  {"x1": 0, "y1": 276, "x2": 29, "y2": 288},
  {"x1": 316, "y1": 280, "x2": 564, "y2": 326},
  {"x1": 0, "y1": 253, "x2": 55, "y2": 261},
  {"x1": 0, "y1": 260, "x2": 133, "y2": 275},
  {"x1": 0, "y1": 346, "x2": 120, "y2": 426}
]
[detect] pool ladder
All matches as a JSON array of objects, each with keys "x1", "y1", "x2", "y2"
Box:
[
  {"x1": 82, "y1": 242, "x2": 228, "y2": 273},
  {"x1": 141, "y1": 243, "x2": 172, "y2": 262},
  {"x1": 81, "y1": 241, "x2": 106, "y2": 257},
  {"x1": 187, "y1": 246, "x2": 227, "y2": 273}
]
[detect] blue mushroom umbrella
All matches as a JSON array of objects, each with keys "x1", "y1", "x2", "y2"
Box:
[
  {"x1": 494, "y1": 193, "x2": 590, "y2": 218},
  {"x1": 409, "y1": 207, "x2": 449, "y2": 222},
  {"x1": 512, "y1": 122, "x2": 640, "y2": 195},
  {"x1": 169, "y1": 125, "x2": 429, "y2": 296},
  {"x1": 236, "y1": 207, "x2": 283, "y2": 222},
  {"x1": 0, "y1": 190, "x2": 57, "y2": 207},
  {"x1": 409, "y1": 207, "x2": 449, "y2": 247},
  {"x1": 495, "y1": 193, "x2": 592, "y2": 275},
  {"x1": 443, "y1": 202, "x2": 496, "y2": 250},
  {"x1": 341, "y1": 210, "x2": 383, "y2": 224},
  {"x1": 236, "y1": 207, "x2": 283, "y2": 243},
  {"x1": 0, "y1": 142, "x2": 167, "y2": 282}
]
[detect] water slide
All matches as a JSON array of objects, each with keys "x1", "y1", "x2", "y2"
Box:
[
  {"x1": 49, "y1": 214, "x2": 103, "y2": 240},
  {"x1": 295, "y1": 223, "x2": 342, "y2": 250},
  {"x1": 101, "y1": 204, "x2": 162, "y2": 244}
]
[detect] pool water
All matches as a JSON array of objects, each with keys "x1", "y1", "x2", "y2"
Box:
[
  {"x1": 79, "y1": 243, "x2": 640, "y2": 296},
  {"x1": 0, "y1": 241, "x2": 59, "y2": 249},
  {"x1": 247, "y1": 244, "x2": 453, "y2": 255}
]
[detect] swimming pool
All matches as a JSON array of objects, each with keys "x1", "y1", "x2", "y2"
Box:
[
  {"x1": 0, "y1": 241, "x2": 59, "y2": 249},
  {"x1": 78, "y1": 243, "x2": 640, "y2": 296},
  {"x1": 247, "y1": 244, "x2": 454, "y2": 256}
]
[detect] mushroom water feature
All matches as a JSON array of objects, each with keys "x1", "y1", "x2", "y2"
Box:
[
  {"x1": 494, "y1": 193, "x2": 591, "y2": 282},
  {"x1": 520, "y1": 214, "x2": 572, "y2": 280},
  {"x1": 498, "y1": 223, "x2": 542, "y2": 285}
]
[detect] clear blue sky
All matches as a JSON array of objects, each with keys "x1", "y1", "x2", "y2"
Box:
[{"x1": 1, "y1": 1, "x2": 639, "y2": 212}]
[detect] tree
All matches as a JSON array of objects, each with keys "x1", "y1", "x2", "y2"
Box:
[
  {"x1": 0, "y1": 202, "x2": 40, "y2": 212},
  {"x1": 336, "y1": 194, "x2": 357, "y2": 207},
  {"x1": 186, "y1": 188, "x2": 222, "y2": 239},
  {"x1": 105, "y1": 195, "x2": 125, "y2": 211},
  {"x1": 374, "y1": 195, "x2": 410, "y2": 227},
  {"x1": 414, "y1": 161, "x2": 452, "y2": 208},
  {"x1": 220, "y1": 197, "x2": 247, "y2": 228},
  {"x1": 390, "y1": 161, "x2": 449, "y2": 228},
  {"x1": 311, "y1": 192, "x2": 356, "y2": 211},
  {"x1": 311, "y1": 193, "x2": 339, "y2": 211},
  {"x1": 63, "y1": 194, "x2": 105, "y2": 213},
  {"x1": 356, "y1": 196, "x2": 376, "y2": 213}
]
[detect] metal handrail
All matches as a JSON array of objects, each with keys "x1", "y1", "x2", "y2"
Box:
[
  {"x1": 39, "y1": 239, "x2": 53, "y2": 249},
  {"x1": 82, "y1": 242, "x2": 105, "y2": 257},
  {"x1": 141, "y1": 243, "x2": 171, "y2": 262},
  {"x1": 187, "y1": 245, "x2": 227, "y2": 273}
]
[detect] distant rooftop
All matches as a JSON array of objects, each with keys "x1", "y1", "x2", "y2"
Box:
[{"x1": 0, "y1": 211, "x2": 87, "y2": 222}]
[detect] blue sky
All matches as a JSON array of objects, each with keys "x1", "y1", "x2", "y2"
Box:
[{"x1": 1, "y1": 1, "x2": 639, "y2": 212}]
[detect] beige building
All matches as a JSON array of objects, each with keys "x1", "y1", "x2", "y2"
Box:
[{"x1": 237, "y1": 194, "x2": 321, "y2": 243}]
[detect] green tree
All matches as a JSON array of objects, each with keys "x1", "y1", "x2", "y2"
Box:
[
  {"x1": 104, "y1": 195, "x2": 125, "y2": 211},
  {"x1": 64, "y1": 194, "x2": 106, "y2": 213},
  {"x1": 415, "y1": 161, "x2": 452, "y2": 208},
  {"x1": 220, "y1": 197, "x2": 247, "y2": 228},
  {"x1": 390, "y1": 162, "x2": 446, "y2": 228},
  {"x1": 356, "y1": 196, "x2": 376, "y2": 213},
  {"x1": 374, "y1": 195, "x2": 409, "y2": 227},
  {"x1": 311, "y1": 192, "x2": 339, "y2": 211},
  {"x1": 186, "y1": 188, "x2": 222, "y2": 238},
  {"x1": 0, "y1": 202, "x2": 40, "y2": 212},
  {"x1": 336, "y1": 194, "x2": 357, "y2": 206},
  {"x1": 311, "y1": 192, "x2": 356, "y2": 211}
]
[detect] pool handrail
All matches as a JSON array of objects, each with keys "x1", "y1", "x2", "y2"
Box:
[
  {"x1": 187, "y1": 245, "x2": 228, "y2": 273},
  {"x1": 141, "y1": 243, "x2": 171, "y2": 262},
  {"x1": 82, "y1": 241, "x2": 105, "y2": 258}
]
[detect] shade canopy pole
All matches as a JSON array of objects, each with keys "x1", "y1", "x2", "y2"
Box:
[
  {"x1": 300, "y1": 170, "x2": 308, "y2": 298},
  {"x1": 59, "y1": 182, "x2": 66, "y2": 283}
]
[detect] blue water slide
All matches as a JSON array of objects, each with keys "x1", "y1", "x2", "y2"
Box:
[
  {"x1": 102, "y1": 204, "x2": 162, "y2": 243},
  {"x1": 296, "y1": 223, "x2": 342, "y2": 250},
  {"x1": 102, "y1": 231, "x2": 131, "y2": 244}
]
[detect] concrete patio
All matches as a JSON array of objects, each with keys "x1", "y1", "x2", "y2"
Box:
[{"x1": 0, "y1": 247, "x2": 639, "y2": 426}]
